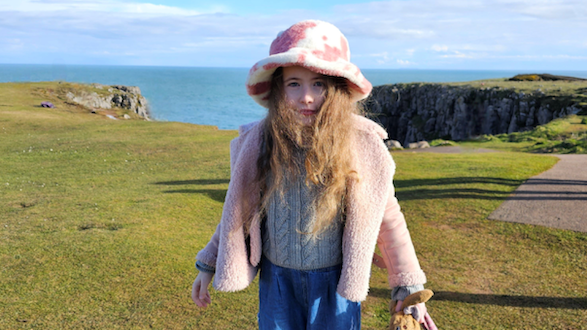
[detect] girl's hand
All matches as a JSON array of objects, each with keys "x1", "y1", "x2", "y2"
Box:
[
  {"x1": 395, "y1": 300, "x2": 427, "y2": 323},
  {"x1": 191, "y1": 272, "x2": 213, "y2": 308}
]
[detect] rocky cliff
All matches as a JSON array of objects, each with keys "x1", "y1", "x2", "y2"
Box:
[
  {"x1": 363, "y1": 82, "x2": 587, "y2": 146},
  {"x1": 65, "y1": 83, "x2": 150, "y2": 120}
]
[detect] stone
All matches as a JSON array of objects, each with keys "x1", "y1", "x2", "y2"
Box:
[
  {"x1": 408, "y1": 141, "x2": 430, "y2": 149},
  {"x1": 385, "y1": 140, "x2": 403, "y2": 150},
  {"x1": 123, "y1": 114, "x2": 131, "y2": 119}
]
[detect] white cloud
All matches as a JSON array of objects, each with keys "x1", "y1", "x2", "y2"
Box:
[
  {"x1": 431, "y1": 44, "x2": 505, "y2": 54},
  {"x1": 354, "y1": 52, "x2": 390, "y2": 64},
  {"x1": 494, "y1": 0, "x2": 587, "y2": 20},
  {"x1": 339, "y1": 22, "x2": 434, "y2": 40},
  {"x1": 3, "y1": 38, "x2": 25, "y2": 51},
  {"x1": 462, "y1": 44, "x2": 506, "y2": 52},
  {"x1": 179, "y1": 37, "x2": 271, "y2": 50},
  {"x1": 0, "y1": 0, "x2": 211, "y2": 16},
  {"x1": 500, "y1": 54, "x2": 587, "y2": 60},
  {"x1": 431, "y1": 45, "x2": 448, "y2": 52},
  {"x1": 441, "y1": 51, "x2": 473, "y2": 59},
  {"x1": 396, "y1": 59, "x2": 415, "y2": 66},
  {"x1": 372, "y1": 52, "x2": 389, "y2": 59}
]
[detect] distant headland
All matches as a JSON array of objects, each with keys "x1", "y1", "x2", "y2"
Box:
[{"x1": 363, "y1": 74, "x2": 587, "y2": 146}]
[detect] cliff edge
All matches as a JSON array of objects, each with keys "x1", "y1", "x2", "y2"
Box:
[{"x1": 363, "y1": 77, "x2": 587, "y2": 146}]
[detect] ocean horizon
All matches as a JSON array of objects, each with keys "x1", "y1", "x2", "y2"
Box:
[{"x1": 2, "y1": 64, "x2": 586, "y2": 130}]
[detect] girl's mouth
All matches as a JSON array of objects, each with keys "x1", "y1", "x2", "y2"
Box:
[{"x1": 300, "y1": 109, "x2": 317, "y2": 116}]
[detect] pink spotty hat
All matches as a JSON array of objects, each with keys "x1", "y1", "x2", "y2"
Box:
[{"x1": 246, "y1": 20, "x2": 373, "y2": 108}]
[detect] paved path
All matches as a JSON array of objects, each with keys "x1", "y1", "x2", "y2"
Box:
[
  {"x1": 488, "y1": 154, "x2": 587, "y2": 233},
  {"x1": 396, "y1": 147, "x2": 587, "y2": 232}
]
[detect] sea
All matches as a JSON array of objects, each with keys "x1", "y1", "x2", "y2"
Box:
[{"x1": 1, "y1": 64, "x2": 586, "y2": 130}]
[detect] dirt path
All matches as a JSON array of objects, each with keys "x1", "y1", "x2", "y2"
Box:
[{"x1": 487, "y1": 154, "x2": 587, "y2": 233}]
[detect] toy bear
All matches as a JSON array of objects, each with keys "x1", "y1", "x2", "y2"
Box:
[{"x1": 389, "y1": 289, "x2": 436, "y2": 330}]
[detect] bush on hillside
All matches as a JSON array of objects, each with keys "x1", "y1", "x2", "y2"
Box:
[{"x1": 430, "y1": 139, "x2": 458, "y2": 147}]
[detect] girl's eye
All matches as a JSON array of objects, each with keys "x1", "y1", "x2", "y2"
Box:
[
  {"x1": 287, "y1": 82, "x2": 300, "y2": 87},
  {"x1": 314, "y1": 81, "x2": 324, "y2": 87}
]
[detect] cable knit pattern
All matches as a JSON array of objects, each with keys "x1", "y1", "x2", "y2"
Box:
[
  {"x1": 273, "y1": 190, "x2": 291, "y2": 266},
  {"x1": 263, "y1": 164, "x2": 343, "y2": 270},
  {"x1": 196, "y1": 115, "x2": 426, "y2": 301}
]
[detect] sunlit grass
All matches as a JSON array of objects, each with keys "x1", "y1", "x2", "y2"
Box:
[
  {"x1": 1, "y1": 82, "x2": 586, "y2": 329},
  {"x1": 458, "y1": 114, "x2": 587, "y2": 154}
]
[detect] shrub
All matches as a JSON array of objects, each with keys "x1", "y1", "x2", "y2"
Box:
[{"x1": 430, "y1": 139, "x2": 458, "y2": 147}]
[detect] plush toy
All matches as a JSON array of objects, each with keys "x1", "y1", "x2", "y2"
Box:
[{"x1": 389, "y1": 289, "x2": 435, "y2": 330}]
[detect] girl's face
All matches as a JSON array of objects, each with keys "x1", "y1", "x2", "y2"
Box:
[{"x1": 282, "y1": 66, "x2": 326, "y2": 126}]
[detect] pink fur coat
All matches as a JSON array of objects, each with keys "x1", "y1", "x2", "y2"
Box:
[{"x1": 196, "y1": 115, "x2": 426, "y2": 302}]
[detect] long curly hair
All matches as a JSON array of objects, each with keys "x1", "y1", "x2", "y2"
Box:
[{"x1": 250, "y1": 67, "x2": 361, "y2": 236}]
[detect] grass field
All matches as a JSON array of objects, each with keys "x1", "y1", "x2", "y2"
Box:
[
  {"x1": 447, "y1": 77, "x2": 587, "y2": 109},
  {"x1": 1, "y1": 82, "x2": 586, "y2": 329},
  {"x1": 454, "y1": 114, "x2": 587, "y2": 154}
]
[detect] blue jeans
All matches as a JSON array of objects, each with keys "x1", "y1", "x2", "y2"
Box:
[{"x1": 258, "y1": 256, "x2": 361, "y2": 330}]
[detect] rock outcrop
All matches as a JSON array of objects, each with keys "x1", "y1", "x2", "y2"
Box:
[
  {"x1": 363, "y1": 83, "x2": 584, "y2": 146},
  {"x1": 66, "y1": 84, "x2": 150, "y2": 120}
]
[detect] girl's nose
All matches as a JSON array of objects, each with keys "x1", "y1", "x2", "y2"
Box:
[{"x1": 300, "y1": 87, "x2": 314, "y2": 104}]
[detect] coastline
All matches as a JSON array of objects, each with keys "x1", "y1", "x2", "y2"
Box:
[{"x1": 2, "y1": 64, "x2": 587, "y2": 129}]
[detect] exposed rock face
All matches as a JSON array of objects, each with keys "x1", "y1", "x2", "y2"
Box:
[
  {"x1": 363, "y1": 84, "x2": 582, "y2": 146},
  {"x1": 66, "y1": 84, "x2": 150, "y2": 120},
  {"x1": 66, "y1": 91, "x2": 112, "y2": 109}
]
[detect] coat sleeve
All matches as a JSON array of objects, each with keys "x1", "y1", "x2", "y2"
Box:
[
  {"x1": 195, "y1": 223, "x2": 221, "y2": 268},
  {"x1": 376, "y1": 182, "x2": 427, "y2": 287},
  {"x1": 195, "y1": 133, "x2": 243, "y2": 268}
]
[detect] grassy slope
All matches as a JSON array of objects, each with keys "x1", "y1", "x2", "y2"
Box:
[
  {"x1": 447, "y1": 78, "x2": 587, "y2": 109},
  {"x1": 1, "y1": 82, "x2": 586, "y2": 329},
  {"x1": 455, "y1": 114, "x2": 587, "y2": 153}
]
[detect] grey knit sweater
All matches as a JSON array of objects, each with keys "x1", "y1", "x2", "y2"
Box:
[{"x1": 261, "y1": 166, "x2": 344, "y2": 271}]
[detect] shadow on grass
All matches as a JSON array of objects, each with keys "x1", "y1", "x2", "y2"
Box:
[
  {"x1": 162, "y1": 189, "x2": 227, "y2": 202},
  {"x1": 393, "y1": 177, "x2": 524, "y2": 201},
  {"x1": 396, "y1": 188, "x2": 511, "y2": 201},
  {"x1": 153, "y1": 179, "x2": 229, "y2": 202},
  {"x1": 369, "y1": 288, "x2": 587, "y2": 309},
  {"x1": 154, "y1": 179, "x2": 230, "y2": 185},
  {"x1": 393, "y1": 177, "x2": 524, "y2": 189},
  {"x1": 433, "y1": 291, "x2": 587, "y2": 310},
  {"x1": 394, "y1": 177, "x2": 587, "y2": 201}
]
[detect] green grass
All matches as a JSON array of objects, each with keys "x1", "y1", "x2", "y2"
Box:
[
  {"x1": 459, "y1": 115, "x2": 587, "y2": 153},
  {"x1": 1, "y1": 82, "x2": 586, "y2": 329},
  {"x1": 447, "y1": 77, "x2": 587, "y2": 103}
]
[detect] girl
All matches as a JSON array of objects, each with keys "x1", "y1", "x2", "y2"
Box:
[{"x1": 192, "y1": 20, "x2": 435, "y2": 330}]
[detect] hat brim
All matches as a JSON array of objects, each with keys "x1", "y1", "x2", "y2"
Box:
[{"x1": 246, "y1": 47, "x2": 372, "y2": 109}]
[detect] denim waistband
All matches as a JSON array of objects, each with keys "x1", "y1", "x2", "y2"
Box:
[{"x1": 261, "y1": 254, "x2": 342, "y2": 273}]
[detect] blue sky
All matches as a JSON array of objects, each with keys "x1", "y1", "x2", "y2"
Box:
[{"x1": 1, "y1": 0, "x2": 586, "y2": 70}]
